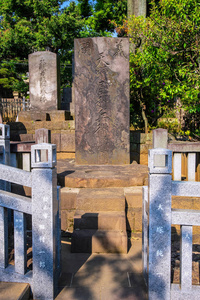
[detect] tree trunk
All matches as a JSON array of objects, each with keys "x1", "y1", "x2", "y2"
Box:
[
  {"x1": 141, "y1": 106, "x2": 148, "y2": 133},
  {"x1": 127, "y1": 0, "x2": 147, "y2": 18}
]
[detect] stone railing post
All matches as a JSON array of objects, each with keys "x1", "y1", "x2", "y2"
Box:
[
  {"x1": 148, "y1": 148, "x2": 172, "y2": 300},
  {"x1": 153, "y1": 128, "x2": 168, "y2": 167},
  {"x1": 0, "y1": 124, "x2": 10, "y2": 191},
  {"x1": 0, "y1": 124, "x2": 10, "y2": 268},
  {"x1": 31, "y1": 143, "x2": 60, "y2": 300}
]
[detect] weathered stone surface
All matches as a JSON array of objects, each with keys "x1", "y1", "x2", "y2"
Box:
[
  {"x1": 60, "y1": 187, "x2": 79, "y2": 210},
  {"x1": 57, "y1": 161, "x2": 148, "y2": 188},
  {"x1": 74, "y1": 37, "x2": 130, "y2": 165},
  {"x1": 61, "y1": 210, "x2": 75, "y2": 232},
  {"x1": 19, "y1": 134, "x2": 34, "y2": 142},
  {"x1": 46, "y1": 110, "x2": 71, "y2": 122},
  {"x1": 76, "y1": 188, "x2": 125, "y2": 212},
  {"x1": 51, "y1": 133, "x2": 61, "y2": 152},
  {"x1": 61, "y1": 131, "x2": 75, "y2": 152},
  {"x1": 74, "y1": 211, "x2": 126, "y2": 231},
  {"x1": 35, "y1": 128, "x2": 51, "y2": 144},
  {"x1": 29, "y1": 51, "x2": 60, "y2": 110},
  {"x1": 57, "y1": 153, "x2": 75, "y2": 160},
  {"x1": 0, "y1": 282, "x2": 31, "y2": 300},
  {"x1": 18, "y1": 111, "x2": 47, "y2": 122},
  {"x1": 124, "y1": 186, "x2": 143, "y2": 208},
  {"x1": 168, "y1": 142, "x2": 200, "y2": 152},
  {"x1": 10, "y1": 141, "x2": 34, "y2": 153},
  {"x1": 153, "y1": 128, "x2": 168, "y2": 149},
  {"x1": 71, "y1": 230, "x2": 127, "y2": 253}
]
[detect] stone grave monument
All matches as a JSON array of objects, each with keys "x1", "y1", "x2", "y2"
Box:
[
  {"x1": 16, "y1": 51, "x2": 75, "y2": 159},
  {"x1": 74, "y1": 37, "x2": 130, "y2": 165},
  {"x1": 29, "y1": 51, "x2": 61, "y2": 110}
]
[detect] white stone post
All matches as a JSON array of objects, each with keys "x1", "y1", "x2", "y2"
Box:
[
  {"x1": 173, "y1": 153, "x2": 182, "y2": 181},
  {"x1": 0, "y1": 124, "x2": 10, "y2": 268},
  {"x1": 0, "y1": 124, "x2": 10, "y2": 190},
  {"x1": 31, "y1": 143, "x2": 60, "y2": 300},
  {"x1": 187, "y1": 153, "x2": 196, "y2": 181},
  {"x1": 153, "y1": 128, "x2": 168, "y2": 167},
  {"x1": 148, "y1": 148, "x2": 172, "y2": 300}
]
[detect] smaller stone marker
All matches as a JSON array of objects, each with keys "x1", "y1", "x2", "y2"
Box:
[
  {"x1": 29, "y1": 51, "x2": 61, "y2": 111},
  {"x1": 35, "y1": 128, "x2": 51, "y2": 144}
]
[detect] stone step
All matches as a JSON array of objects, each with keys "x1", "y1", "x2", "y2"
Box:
[
  {"x1": 0, "y1": 282, "x2": 31, "y2": 300},
  {"x1": 71, "y1": 229, "x2": 127, "y2": 254},
  {"x1": 76, "y1": 188, "x2": 125, "y2": 212},
  {"x1": 74, "y1": 210, "x2": 126, "y2": 231},
  {"x1": 57, "y1": 160, "x2": 148, "y2": 188}
]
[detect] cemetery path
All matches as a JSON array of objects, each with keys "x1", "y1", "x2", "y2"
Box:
[{"x1": 56, "y1": 237, "x2": 147, "y2": 300}]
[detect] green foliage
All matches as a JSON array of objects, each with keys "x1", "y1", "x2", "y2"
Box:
[
  {"x1": 0, "y1": 0, "x2": 127, "y2": 94},
  {"x1": 0, "y1": 0, "x2": 85, "y2": 93},
  {"x1": 0, "y1": 59, "x2": 28, "y2": 94},
  {"x1": 80, "y1": 0, "x2": 127, "y2": 35},
  {"x1": 128, "y1": 0, "x2": 200, "y2": 132}
]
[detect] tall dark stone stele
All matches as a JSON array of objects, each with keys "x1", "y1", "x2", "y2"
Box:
[{"x1": 74, "y1": 37, "x2": 130, "y2": 165}]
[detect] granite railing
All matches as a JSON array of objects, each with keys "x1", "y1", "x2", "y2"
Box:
[
  {"x1": 0, "y1": 124, "x2": 61, "y2": 300},
  {"x1": 153, "y1": 128, "x2": 200, "y2": 181},
  {"x1": 143, "y1": 148, "x2": 200, "y2": 300}
]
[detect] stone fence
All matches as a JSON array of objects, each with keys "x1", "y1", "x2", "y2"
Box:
[
  {"x1": 0, "y1": 124, "x2": 61, "y2": 300},
  {"x1": 143, "y1": 148, "x2": 200, "y2": 300},
  {"x1": 153, "y1": 128, "x2": 200, "y2": 182}
]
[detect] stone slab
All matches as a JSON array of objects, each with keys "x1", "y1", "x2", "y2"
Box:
[
  {"x1": 29, "y1": 51, "x2": 60, "y2": 110},
  {"x1": 0, "y1": 282, "x2": 30, "y2": 300},
  {"x1": 57, "y1": 153, "x2": 75, "y2": 160},
  {"x1": 74, "y1": 37, "x2": 130, "y2": 165},
  {"x1": 57, "y1": 160, "x2": 148, "y2": 188},
  {"x1": 47, "y1": 110, "x2": 71, "y2": 122},
  {"x1": 124, "y1": 187, "x2": 143, "y2": 208},
  {"x1": 19, "y1": 134, "x2": 34, "y2": 142},
  {"x1": 76, "y1": 188, "x2": 125, "y2": 212},
  {"x1": 168, "y1": 142, "x2": 200, "y2": 152},
  {"x1": 10, "y1": 141, "x2": 34, "y2": 153},
  {"x1": 60, "y1": 187, "x2": 79, "y2": 210},
  {"x1": 61, "y1": 209, "x2": 75, "y2": 232},
  {"x1": 18, "y1": 111, "x2": 47, "y2": 122},
  {"x1": 74, "y1": 211, "x2": 126, "y2": 231},
  {"x1": 60, "y1": 131, "x2": 75, "y2": 152},
  {"x1": 71, "y1": 230, "x2": 127, "y2": 253}
]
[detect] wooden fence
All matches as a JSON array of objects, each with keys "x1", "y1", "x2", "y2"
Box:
[{"x1": 0, "y1": 98, "x2": 30, "y2": 122}]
